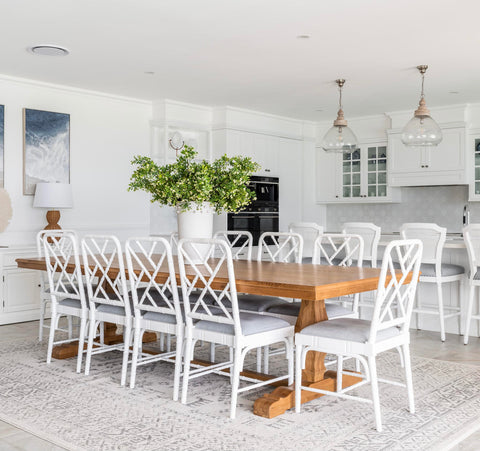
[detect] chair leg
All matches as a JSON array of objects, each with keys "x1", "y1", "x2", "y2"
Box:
[
  {"x1": 159, "y1": 332, "x2": 165, "y2": 351},
  {"x1": 120, "y1": 324, "x2": 132, "y2": 386},
  {"x1": 39, "y1": 300, "x2": 46, "y2": 342},
  {"x1": 173, "y1": 333, "x2": 183, "y2": 402},
  {"x1": 287, "y1": 338, "x2": 294, "y2": 386},
  {"x1": 99, "y1": 322, "x2": 105, "y2": 345},
  {"x1": 76, "y1": 316, "x2": 87, "y2": 374},
  {"x1": 368, "y1": 356, "x2": 382, "y2": 432},
  {"x1": 414, "y1": 291, "x2": 420, "y2": 330},
  {"x1": 46, "y1": 312, "x2": 59, "y2": 364},
  {"x1": 230, "y1": 347, "x2": 242, "y2": 420},
  {"x1": 85, "y1": 318, "x2": 98, "y2": 376},
  {"x1": 402, "y1": 344, "x2": 415, "y2": 414},
  {"x1": 210, "y1": 342, "x2": 216, "y2": 362},
  {"x1": 130, "y1": 326, "x2": 143, "y2": 389},
  {"x1": 437, "y1": 282, "x2": 446, "y2": 342},
  {"x1": 263, "y1": 345, "x2": 269, "y2": 374},
  {"x1": 67, "y1": 315, "x2": 73, "y2": 339},
  {"x1": 464, "y1": 283, "x2": 475, "y2": 345},
  {"x1": 396, "y1": 346, "x2": 405, "y2": 368},
  {"x1": 295, "y1": 344, "x2": 303, "y2": 413},
  {"x1": 166, "y1": 334, "x2": 172, "y2": 353},
  {"x1": 336, "y1": 355, "x2": 343, "y2": 392},
  {"x1": 181, "y1": 336, "x2": 193, "y2": 404},
  {"x1": 256, "y1": 347, "x2": 262, "y2": 373},
  {"x1": 458, "y1": 279, "x2": 463, "y2": 335}
]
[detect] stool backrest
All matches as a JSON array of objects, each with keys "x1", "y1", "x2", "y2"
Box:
[
  {"x1": 342, "y1": 222, "x2": 380, "y2": 266},
  {"x1": 463, "y1": 224, "x2": 480, "y2": 280},
  {"x1": 288, "y1": 222, "x2": 323, "y2": 258},
  {"x1": 257, "y1": 231, "x2": 303, "y2": 263},
  {"x1": 312, "y1": 233, "x2": 364, "y2": 267},
  {"x1": 399, "y1": 223, "x2": 445, "y2": 265},
  {"x1": 370, "y1": 239, "x2": 422, "y2": 342}
]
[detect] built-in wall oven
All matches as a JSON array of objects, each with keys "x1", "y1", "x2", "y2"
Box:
[{"x1": 227, "y1": 176, "x2": 279, "y2": 245}]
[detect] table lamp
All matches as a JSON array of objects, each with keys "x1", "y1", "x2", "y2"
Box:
[{"x1": 33, "y1": 182, "x2": 73, "y2": 230}]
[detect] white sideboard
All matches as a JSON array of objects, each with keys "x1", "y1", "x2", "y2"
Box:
[{"x1": 0, "y1": 245, "x2": 41, "y2": 325}]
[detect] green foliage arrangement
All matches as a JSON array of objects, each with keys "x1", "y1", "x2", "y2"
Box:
[{"x1": 128, "y1": 146, "x2": 260, "y2": 213}]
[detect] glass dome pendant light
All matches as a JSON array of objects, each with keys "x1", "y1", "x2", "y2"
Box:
[
  {"x1": 401, "y1": 65, "x2": 442, "y2": 148},
  {"x1": 322, "y1": 78, "x2": 358, "y2": 153}
]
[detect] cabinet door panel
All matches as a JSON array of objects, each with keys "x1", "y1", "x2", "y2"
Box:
[
  {"x1": 3, "y1": 269, "x2": 41, "y2": 313},
  {"x1": 316, "y1": 147, "x2": 339, "y2": 202},
  {"x1": 427, "y1": 129, "x2": 464, "y2": 171},
  {"x1": 389, "y1": 135, "x2": 423, "y2": 173}
]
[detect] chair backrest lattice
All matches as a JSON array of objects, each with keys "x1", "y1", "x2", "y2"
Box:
[
  {"x1": 257, "y1": 232, "x2": 303, "y2": 263},
  {"x1": 463, "y1": 224, "x2": 480, "y2": 281},
  {"x1": 213, "y1": 230, "x2": 253, "y2": 261},
  {"x1": 41, "y1": 231, "x2": 86, "y2": 307},
  {"x1": 369, "y1": 239, "x2": 422, "y2": 342},
  {"x1": 81, "y1": 235, "x2": 130, "y2": 313},
  {"x1": 125, "y1": 237, "x2": 182, "y2": 323},
  {"x1": 342, "y1": 222, "x2": 381, "y2": 265},
  {"x1": 288, "y1": 222, "x2": 323, "y2": 258},
  {"x1": 178, "y1": 238, "x2": 242, "y2": 334},
  {"x1": 400, "y1": 223, "x2": 445, "y2": 265},
  {"x1": 312, "y1": 233, "x2": 364, "y2": 267}
]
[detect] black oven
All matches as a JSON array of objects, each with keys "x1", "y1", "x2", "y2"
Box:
[{"x1": 227, "y1": 176, "x2": 279, "y2": 246}]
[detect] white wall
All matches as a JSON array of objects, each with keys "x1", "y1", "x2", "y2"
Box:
[{"x1": 0, "y1": 75, "x2": 152, "y2": 245}]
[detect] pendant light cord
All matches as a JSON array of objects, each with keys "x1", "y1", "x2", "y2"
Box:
[
  {"x1": 338, "y1": 83, "x2": 343, "y2": 110},
  {"x1": 420, "y1": 71, "x2": 425, "y2": 99}
]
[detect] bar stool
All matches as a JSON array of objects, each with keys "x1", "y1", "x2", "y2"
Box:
[
  {"x1": 288, "y1": 222, "x2": 323, "y2": 264},
  {"x1": 463, "y1": 224, "x2": 480, "y2": 345},
  {"x1": 400, "y1": 223, "x2": 465, "y2": 342}
]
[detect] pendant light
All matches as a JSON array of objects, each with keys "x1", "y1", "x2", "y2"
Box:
[
  {"x1": 322, "y1": 79, "x2": 358, "y2": 153},
  {"x1": 401, "y1": 65, "x2": 442, "y2": 148}
]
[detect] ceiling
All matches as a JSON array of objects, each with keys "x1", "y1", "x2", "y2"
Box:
[{"x1": 1, "y1": 0, "x2": 479, "y2": 120}]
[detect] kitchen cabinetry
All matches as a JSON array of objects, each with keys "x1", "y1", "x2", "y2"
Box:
[
  {"x1": 388, "y1": 124, "x2": 467, "y2": 186},
  {"x1": 316, "y1": 142, "x2": 399, "y2": 204},
  {"x1": 468, "y1": 135, "x2": 480, "y2": 201},
  {"x1": 0, "y1": 246, "x2": 41, "y2": 325}
]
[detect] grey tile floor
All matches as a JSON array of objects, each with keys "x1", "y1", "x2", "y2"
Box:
[{"x1": 0, "y1": 321, "x2": 479, "y2": 450}]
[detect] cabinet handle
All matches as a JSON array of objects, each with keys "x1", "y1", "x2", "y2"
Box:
[
  {"x1": 335, "y1": 195, "x2": 339, "y2": 198},
  {"x1": 426, "y1": 164, "x2": 429, "y2": 168},
  {"x1": 421, "y1": 165, "x2": 424, "y2": 168}
]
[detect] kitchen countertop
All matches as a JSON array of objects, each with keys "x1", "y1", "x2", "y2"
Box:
[{"x1": 378, "y1": 233, "x2": 466, "y2": 249}]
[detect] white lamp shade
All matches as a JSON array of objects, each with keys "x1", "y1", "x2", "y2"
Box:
[{"x1": 33, "y1": 183, "x2": 73, "y2": 209}]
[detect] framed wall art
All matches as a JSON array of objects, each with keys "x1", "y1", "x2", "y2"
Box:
[
  {"x1": 23, "y1": 108, "x2": 70, "y2": 195},
  {"x1": 0, "y1": 105, "x2": 4, "y2": 188}
]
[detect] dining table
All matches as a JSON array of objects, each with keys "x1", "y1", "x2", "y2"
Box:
[{"x1": 16, "y1": 255, "x2": 410, "y2": 419}]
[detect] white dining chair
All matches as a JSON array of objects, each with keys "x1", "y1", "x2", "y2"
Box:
[
  {"x1": 81, "y1": 235, "x2": 133, "y2": 386},
  {"x1": 288, "y1": 222, "x2": 323, "y2": 263},
  {"x1": 125, "y1": 237, "x2": 184, "y2": 399},
  {"x1": 213, "y1": 230, "x2": 253, "y2": 261},
  {"x1": 178, "y1": 237, "x2": 294, "y2": 419},
  {"x1": 42, "y1": 231, "x2": 89, "y2": 373},
  {"x1": 463, "y1": 224, "x2": 480, "y2": 345},
  {"x1": 295, "y1": 239, "x2": 422, "y2": 432},
  {"x1": 37, "y1": 229, "x2": 78, "y2": 342},
  {"x1": 400, "y1": 223, "x2": 464, "y2": 342}
]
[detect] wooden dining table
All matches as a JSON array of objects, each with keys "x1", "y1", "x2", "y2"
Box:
[{"x1": 16, "y1": 255, "x2": 403, "y2": 419}]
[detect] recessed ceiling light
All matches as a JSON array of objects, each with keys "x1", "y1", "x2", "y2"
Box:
[
  {"x1": 27, "y1": 45, "x2": 69, "y2": 57},
  {"x1": 297, "y1": 35, "x2": 310, "y2": 39},
  {"x1": 449, "y1": 91, "x2": 459, "y2": 94},
  {"x1": 144, "y1": 71, "x2": 155, "y2": 75}
]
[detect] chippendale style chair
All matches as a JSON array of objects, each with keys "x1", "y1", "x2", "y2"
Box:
[
  {"x1": 295, "y1": 239, "x2": 422, "y2": 432},
  {"x1": 463, "y1": 224, "x2": 480, "y2": 344},
  {"x1": 178, "y1": 237, "x2": 294, "y2": 419}
]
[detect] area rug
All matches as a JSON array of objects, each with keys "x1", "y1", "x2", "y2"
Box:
[{"x1": 1, "y1": 337, "x2": 480, "y2": 451}]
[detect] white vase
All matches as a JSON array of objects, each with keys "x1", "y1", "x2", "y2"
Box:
[{"x1": 177, "y1": 202, "x2": 214, "y2": 263}]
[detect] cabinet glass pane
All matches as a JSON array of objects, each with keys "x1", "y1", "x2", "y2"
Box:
[
  {"x1": 343, "y1": 162, "x2": 351, "y2": 173},
  {"x1": 368, "y1": 161, "x2": 377, "y2": 171},
  {"x1": 368, "y1": 185, "x2": 377, "y2": 197},
  {"x1": 368, "y1": 147, "x2": 376, "y2": 159},
  {"x1": 352, "y1": 149, "x2": 360, "y2": 160},
  {"x1": 352, "y1": 186, "x2": 361, "y2": 197},
  {"x1": 476, "y1": 153, "x2": 480, "y2": 166},
  {"x1": 476, "y1": 182, "x2": 480, "y2": 195},
  {"x1": 343, "y1": 153, "x2": 351, "y2": 161},
  {"x1": 352, "y1": 173, "x2": 360, "y2": 184},
  {"x1": 368, "y1": 173, "x2": 376, "y2": 184},
  {"x1": 476, "y1": 168, "x2": 480, "y2": 180},
  {"x1": 352, "y1": 161, "x2": 360, "y2": 172},
  {"x1": 378, "y1": 172, "x2": 387, "y2": 184},
  {"x1": 343, "y1": 174, "x2": 351, "y2": 185},
  {"x1": 378, "y1": 185, "x2": 387, "y2": 197},
  {"x1": 378, "y1": 159, "x2": 387, "y2": 171},
  {"x1": 343, "y1": 186, "x2": 351, "y2": 197},
  {"x1": 378, "y1": 146, "x2": 387, "y2": 158}
]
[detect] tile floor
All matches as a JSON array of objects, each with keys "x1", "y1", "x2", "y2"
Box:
[{"x1": 1, "y1": 321, "x2": 480, "y2": 451}]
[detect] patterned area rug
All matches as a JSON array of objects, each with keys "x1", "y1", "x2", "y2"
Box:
[{"x1": 1, "y1": 337, "x2": 480, "y2": 451}]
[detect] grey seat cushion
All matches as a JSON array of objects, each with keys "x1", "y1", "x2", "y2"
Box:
[
  {"x1": 59, "y1": 298, "x2": 84, "y2": 309},
  {"x1": 419, "y1": 263, "x2": 465, "y2": 278},
  {"x1": 195, "y1": 312, "x2": 291, "y2": 336},
  {"x1": 142, "y1": 311, "x2": 177, "y2": 324},
  {"x1": 302, "y1": 257, "x2": 312, "y2": 264},
  {"x1": 266, "y1": 302, "x2": 352, "y2": 319},
  {"x1": 237, "y1": 294, "x2": 290, "y2": 312},
  {"x1": 299, "y1": 318, "x2": 400, "y2": 343}
]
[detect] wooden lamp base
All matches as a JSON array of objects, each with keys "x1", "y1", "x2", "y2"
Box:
[{"x1": 45, "y1": 210, "x2": 61, "y2": 230}]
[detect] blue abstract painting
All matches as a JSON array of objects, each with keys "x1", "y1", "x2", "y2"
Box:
[
  {"x1": 0, "y1": 105, "x2": 4, "y2": 188},
  {"x1": 24, "y1": 108, "x2": 70, "y2": 195}
]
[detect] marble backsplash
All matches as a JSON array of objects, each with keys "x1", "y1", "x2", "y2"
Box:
[{"x1": 326, "y1": 185, "x2": 479, "y2": 233}]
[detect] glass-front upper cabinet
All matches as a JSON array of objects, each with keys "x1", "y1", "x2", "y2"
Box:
[
  {"x1": 335, "y1": 142, "x2": 399, "y2": 203},
  {"x1": 469, "y1": 138, "x2": 480, "y2": 200}
]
